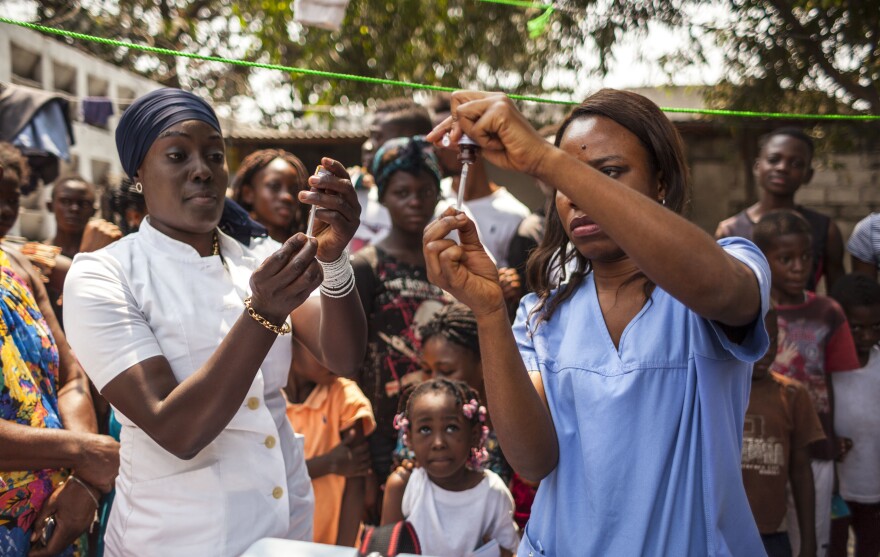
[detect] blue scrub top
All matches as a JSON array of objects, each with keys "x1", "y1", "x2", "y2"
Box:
[{"x1": 513, "y1": 238, "x2": 770, "y2": 557}]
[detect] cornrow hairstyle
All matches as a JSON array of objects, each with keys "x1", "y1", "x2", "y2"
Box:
[
  {"x1": 51, "y1": 174, "x2": 94, "y2": 201},
  {"x1": 525, "y1": 89, "x2": 690, "y2": 327},
  {"x1": 397, "y1": 378, "x2": 483, "y2": 432},
  {"x1": 231, "y1": 149, "x2": 310, "y2": 234},
  {"x1": 752, "y1": 209, "x2": 813, "y2": 253},
  {"x1": 830, "y1": 273, "x2": 880, "y2": 311},
  {"x1": 0, "y1": 142, "x2": 29, "y2": 187},
  {"x1": 419, "y1": 302, "x2": 479, "y2": 356},
  {"x1": 758, "y1": 127, "x2": 815, "y2": 159}
]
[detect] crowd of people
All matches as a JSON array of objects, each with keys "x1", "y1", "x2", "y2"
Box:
[{"x1": 0, "y1": 85, "x2": 877, "y2": 557}]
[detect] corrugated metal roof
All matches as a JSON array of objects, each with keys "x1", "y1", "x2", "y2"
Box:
[{"x1": 226, "y1": 126, "x2": 368, "y2": 140}]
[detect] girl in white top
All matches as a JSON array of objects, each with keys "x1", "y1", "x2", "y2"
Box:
[
  {"x1": 381, "y1": 378, "x2": 518, "y2": 557},
  {"x1": 62, "y1": 88, "x2": 367, "y2": 556}
]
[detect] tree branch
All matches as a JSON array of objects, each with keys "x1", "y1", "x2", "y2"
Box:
[{"x1": 766, "y1": 0, "x2": 880, "y2": 112}]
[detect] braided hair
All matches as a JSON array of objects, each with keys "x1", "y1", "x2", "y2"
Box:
[
  {"x1": 395, "y1": 378, "x2": 489, "y2": 470},
  {"x1": 419, "y1": 303, "x2": 479, "y2": 356},
  {"x1": 231, "y1": 149, "x2": 310, "y2": 234}
]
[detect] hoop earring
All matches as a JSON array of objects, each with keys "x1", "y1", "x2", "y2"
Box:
[{"x1": 134, "y1": 182, "x2": 143, "y2": 194}]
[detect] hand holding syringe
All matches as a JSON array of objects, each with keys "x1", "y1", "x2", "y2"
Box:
[{"x1": 306, "y1": 165, "x2": 333, "y2": 237}]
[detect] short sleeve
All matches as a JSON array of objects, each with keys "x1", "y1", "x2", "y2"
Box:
[
  {"x1": 825, "y1": 312, "x2": 861, "y2": 373},
  {"x1": 484, "y1": 472, "x2": 520, "y2": 553},
  {"x1": 789, "y1": 381, "x2": 826, "y2": 449},
  {"x1": 709, "y1": 237, "x2": 772, "y2": 362},
  {"x1": 512, "y1": 294, "x2": 539, "y2": 371},
  {"x1": 847, "y1": 213, "x2": 879, "y2": 266},
  {"x1": 337, "y1": 379, "x2": 377, "y2": 437},
  {"x1": 63, "y1": 252, "x2": 164, "y2": 391}
]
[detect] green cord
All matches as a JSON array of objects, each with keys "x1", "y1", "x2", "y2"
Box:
[
  {"x1": 476, "y1": 0, "x2": 554, "y2": 8},
  {"x1": 1, "y1": 16, "x2": 878, "y2": 120}
]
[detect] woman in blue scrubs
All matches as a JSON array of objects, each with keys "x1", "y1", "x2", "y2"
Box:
[{"x1": 423, "y1": 90, "x2": 771, "y2": 557}]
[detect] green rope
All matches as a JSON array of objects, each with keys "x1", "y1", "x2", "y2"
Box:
[
  {"x1": 2, "y1": 16, "x2": 879, "y2": 121},
  {"x1": 476, "y1": 0, "x2": 554, "y2": 8}
]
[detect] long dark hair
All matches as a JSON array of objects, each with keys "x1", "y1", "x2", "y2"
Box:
[{"x1": 525, "y1": 89, "x2": 690, "y2": 325}]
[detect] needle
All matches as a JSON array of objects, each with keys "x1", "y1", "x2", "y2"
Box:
[{"x1": 456, "y1": 162, "x2": 470, "y2": 211}]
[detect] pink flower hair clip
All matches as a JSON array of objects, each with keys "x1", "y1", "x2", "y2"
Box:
[
  {"x1": 393, "y1": 412, "x2": 410, "y2": 445},
  {"x1": 462, "y1": 399, "x2": 487, "y2": 423}
]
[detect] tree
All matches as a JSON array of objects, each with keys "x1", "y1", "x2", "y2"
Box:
[
  {"x1": 29, "y1": 0, "x2": 685, "y2": 124},
  {"x1": 702, "y1": 0, "x2": 880, "y2": 115},
  {"x1": 27, "y1": 0, "x2": 880, "y2": 121}
]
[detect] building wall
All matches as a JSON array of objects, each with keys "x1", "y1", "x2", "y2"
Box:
[{"x1": 0, "y1": 25, "x2": 162, "y2": 239}]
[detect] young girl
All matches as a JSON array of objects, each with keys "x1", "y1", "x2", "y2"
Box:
[
  {"x1": 352, "y1": 136, "x2": 450, "y2": 509},
  {"x1": 423, "y1": 90, "x2": 771, "y2": 556},
  {"x1": 420, "y1": 304, "x2": 535, "y2": 528},
  {"x1": 231, "y1": 148, "x2": 311, "y2": 242},
  {"x1": 381, "y1": 378, "x2": 519, "y2": 557}
]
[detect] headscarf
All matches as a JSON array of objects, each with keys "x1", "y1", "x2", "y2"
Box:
[
  {"x1": 370, "y1": 136, "x2": 442, "y2": 199},
  {"x1": 115, "y1": 88, "x2": 221, "y2": 179},
  {"x1": 115, "y1": 88, "x2": 267, "y2": 244}
]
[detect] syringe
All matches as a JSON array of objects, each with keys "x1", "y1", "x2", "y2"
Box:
[
  {"x1": 456, "y1": 134, "x2": 479, "y2": 211},
  {"x1": 307, "y1": 166, "x2": 332, "y2": 237}
]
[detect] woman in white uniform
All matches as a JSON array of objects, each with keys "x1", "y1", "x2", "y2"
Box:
[{"x1": 62, "y1": 88, "x2": 367, "y2": 556}]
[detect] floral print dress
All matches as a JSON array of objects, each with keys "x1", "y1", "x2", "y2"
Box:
[{"x1": 0, "y1": 248, "x2": 76, "y2": 556}]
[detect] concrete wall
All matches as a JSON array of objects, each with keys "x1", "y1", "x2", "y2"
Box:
[{"x1": 0, "y1": 25, "x2": 162, "y2": 239}]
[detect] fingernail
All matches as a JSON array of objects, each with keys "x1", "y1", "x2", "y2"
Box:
[{"x1": 455, "y1": 213, "x2": 467, "y2": 221}]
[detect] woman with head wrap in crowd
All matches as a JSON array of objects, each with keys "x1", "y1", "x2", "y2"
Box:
[
  {"x1": 231, "y1": 149, "x2": 311, "y2": 243},
  {"x1": 0, "y1": 142, "x2": 120, "y2": 557},
  {"x1": 61, "y1": 88, "x2": 367, "y2": 556},
  {"x1": 350, "y1": 136, "x2": 450, "y2": 518}
]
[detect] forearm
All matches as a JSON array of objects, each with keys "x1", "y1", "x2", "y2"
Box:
[
  {"x1": 537, "y1": 149, "x2": 760, "y2": 326},
  {"x1": 0, "y1": 420, "x2": 87, "y2": 471},
  {"x1": 57, "y1": 373, "x2": 98, "y2": 434},
  {"x1": 105, "y1": 312, "x2": 279, "y2": 459},
  {"x1": 318, "y1": 291, "x2": 367, "y2": 374},
  {"x1": 477, "y1": 308, "x2": 558, "y2": 482},
  {"x1": 791, "y1": 453, "x2": 817, "y2": 554},
  {"x1": 306, "y1": 453, "x2": 334, "y2": 479},
  {"x1": 336, "y1": 477, "x2": 365, "y2": 546}
]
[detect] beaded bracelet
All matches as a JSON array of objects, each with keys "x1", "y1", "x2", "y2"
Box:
[
  {"x1": 244, "y1": 296, "x2": 292, "y2": 335},
  {"x1": 318, "y1": 248, "x2": 356, "y2": 299}
]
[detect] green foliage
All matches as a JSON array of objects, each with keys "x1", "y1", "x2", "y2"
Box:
[
  {"x1": 28, "y1": 0, "x2": 880, "y2": 120},
  {"x1": 705, "y1": 0, "x2": 880, "y2": 115}
]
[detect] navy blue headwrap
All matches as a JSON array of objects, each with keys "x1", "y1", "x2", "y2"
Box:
[
  {"x1": 115, "y1": 88, "x2": 221, "y2": 179},
  {"x1": 116, "y1": 88, "x2": 267, "y2": 244}
]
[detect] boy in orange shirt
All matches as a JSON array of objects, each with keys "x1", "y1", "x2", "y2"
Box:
[{"x1": 285, "y1": 335, "x2": 376, "y2": 546}]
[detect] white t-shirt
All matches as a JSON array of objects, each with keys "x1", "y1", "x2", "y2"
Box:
[
  {"x1": 436, "y1": 182, "x2": 530, "y2": 267},
  {"x1": 351, "y1": 187, "x2": 391, "y2": 252},
  {"x1": 63, "y1": 218, "x2": 313, "y2": 557},
  {"x1": 833, "y1": 345, "x2": 880, "y2": 503},
  {"x1": 402, "y1": 467, "x2": 519, "y2": 557}
]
